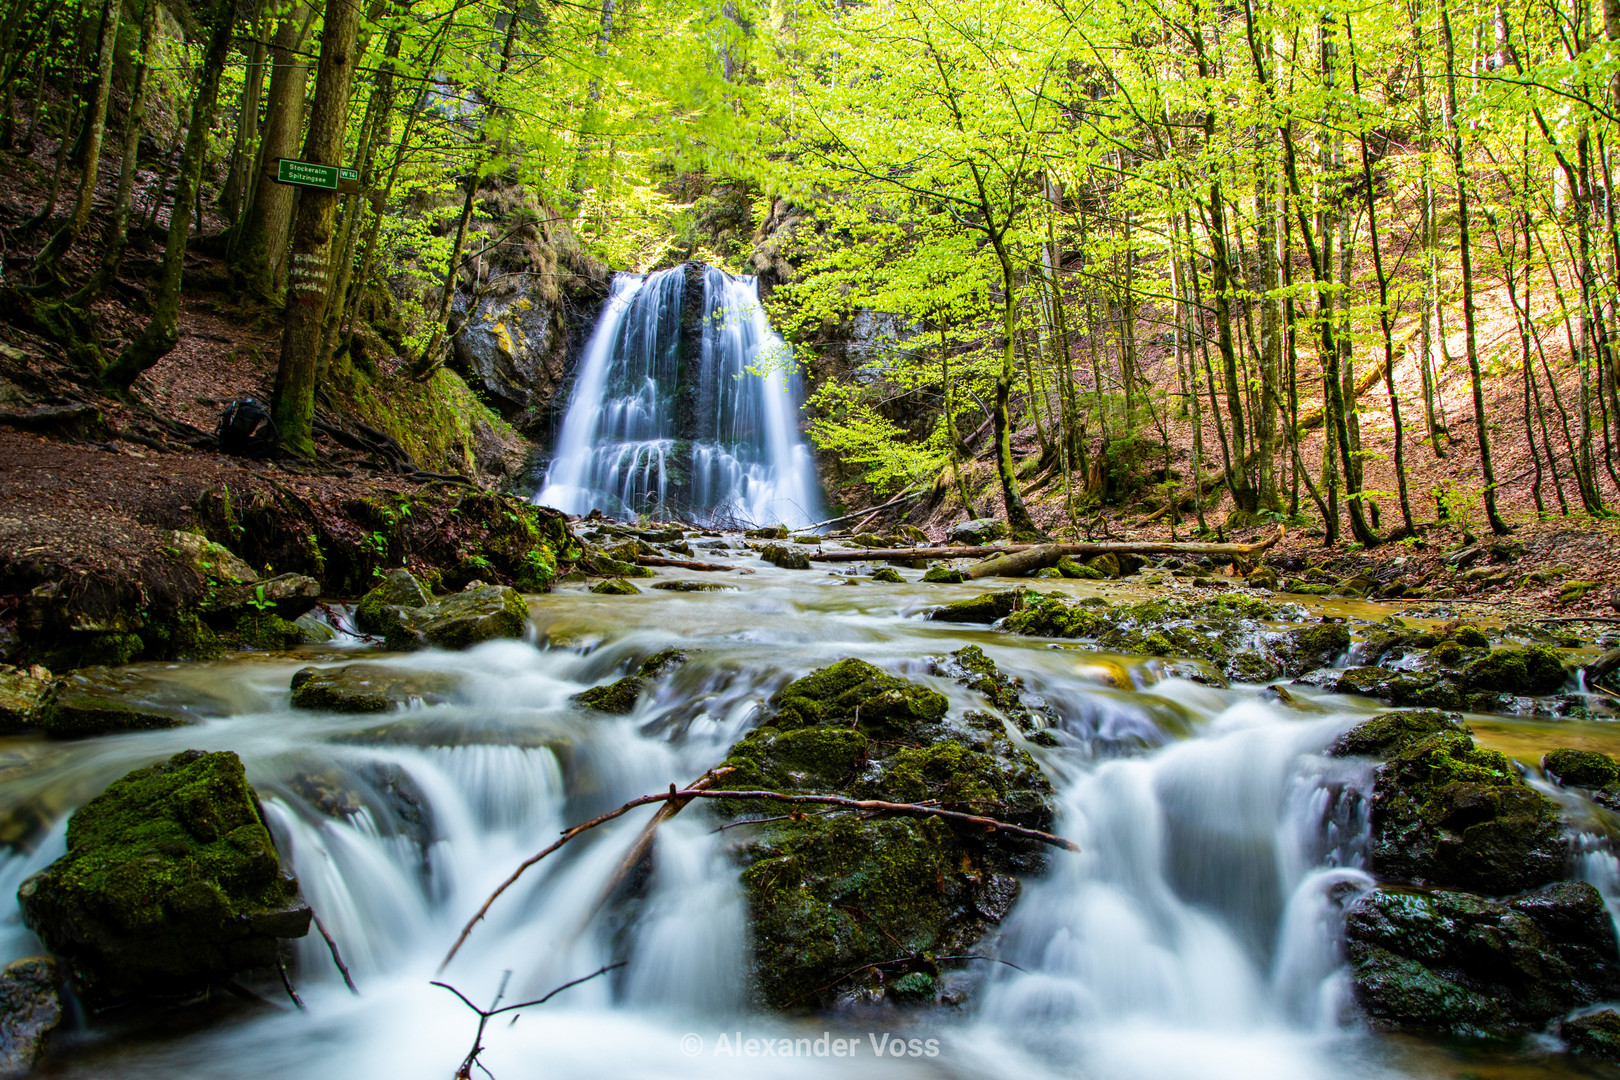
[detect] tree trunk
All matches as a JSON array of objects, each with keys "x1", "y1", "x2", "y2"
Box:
[
  {"x1": 270, "y1": 0, "x2": 365, "y2": 455},
  {"x1": 231, "y1": 2, "x2": 314, "y2": 302}
]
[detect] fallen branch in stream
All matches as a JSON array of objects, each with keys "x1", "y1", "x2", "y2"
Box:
[
  {"x1": 633, "y1": 554, "x2": 734, "y2": 572},
  {"x1": 433, "y1": 962, "x2": 625, "y2": 1080},
  {"x1": 808, "y1": 532, "x2": 1281, "y2": 565},
  {"x1": 440, "y1": 787, "x2": 1079, "y2": 971},
  {"x1": 311, "y1": 908, "x2": 359, "y2": 996},
  {"x1": 802, "y1": 489, "x2": 926, "y2": 531}
]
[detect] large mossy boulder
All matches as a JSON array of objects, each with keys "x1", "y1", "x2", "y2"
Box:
[
  {"x1": 759, "y1": 544, "x2": 811, "y2": 570},
  {"x1": 571, "y1": 676, "x2": 645, "y2": 714},
  {"x1": 1346, "y1": 882, "x2": 1620, "y2": 1038},
  {"x1": 16, "y1": 751, "x2": 311, "y2": 1007},
  {"x1": 0, "y1": 956, "x2": 61, "y2": 1075},
  {"x1": 1563, "y1": 1010, "x2": 1620, "y2": 1059},
  {"x1": 1461, "y1": 646, "x2": 1567, "y2": 696},
  {"x1": 714, "y1": 659, "x2": 1052, "y2": 1009},
  {"x1": 1295, "y1": 666, "x2": 1463, "y2": 709},
  {"x1": 290, "y1": 665, "x2": 465, "y2": 713},
  {"x1": 1329, "y1": 710, "x2": 1565, "y2": 895},
  {"x1": 354, "y1": 568, "x2": 434, "y2": 636},
  {"x1": 40, "y1": 666, "x2": 230, "y2": 739}
]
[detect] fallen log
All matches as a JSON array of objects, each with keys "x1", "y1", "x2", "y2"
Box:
[
  {"x1": 809, "y1": 532, "x2": 1281, "y2": 564},
  {"x1": 634, "y1": 554, "x2": 734, "y2": 572},
  {"x1": 966, "y1": 543, "x2": 1063, "y2": 580}
]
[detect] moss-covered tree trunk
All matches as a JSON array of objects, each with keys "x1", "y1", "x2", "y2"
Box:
[
  {"x1": 100, "y1": 0, "x2": 236, "y2": 390},
  {"x1": 270, "y1": 0, "x2": 364, "y2": 456}
]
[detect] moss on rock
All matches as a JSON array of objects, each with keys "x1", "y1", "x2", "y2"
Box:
[
  {"x1": 289, "y1": 665, "x2": 464, "y2": 713},
  {"x1": 1330, "y1": 711, "x2": 1565, "y2": 895},
  {"x1": 1544, "y1": 748, "x2": 1620, "y2": 788},
  {"x1": 921, "y1": 566, "x2": 964, "y2": 584},
  {"x1": 592, "y1": 578, "x2": 641, "y2": 595},
  {"x1": 929, "y1": 590, "x2": 1025, "y2": 625},
  {"x1": 16, "y1": 750, "x2": 310, "y2": 1006},
  {"x1": 1462, "y1": 646, "x2": 1568, "y2": 696},
  {"x1": 41, "y1": 667, "x2": 230, "y2": 739},
  {"x1": 869, "y1": 567, "x2": 904, "y2": 583},
  {"x1": 759, "y1": 544, "x2": 811, "y2": 570},
  {"x1": 572, "y1": 676, "x2": 645, "y2": 714},
  {"x1": 768, "y1": 658, "x2": 947, "y2": 736}
]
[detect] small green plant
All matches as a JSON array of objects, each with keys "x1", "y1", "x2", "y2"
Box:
[{"x1": 245, "y1": 584, "x2": 274, "y2": 614}]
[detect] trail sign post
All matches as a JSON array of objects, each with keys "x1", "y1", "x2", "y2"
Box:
[{"x1": 274, "y1": 159, "x2": 360, "y2": 194}]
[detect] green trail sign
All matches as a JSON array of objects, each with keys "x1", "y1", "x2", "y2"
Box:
[
  {"x1": 275, "y1": 158, "x2": 338, "y2": 189},
  {"x1": 273, "y1": 160, "x2": 360, "y2": 193}
]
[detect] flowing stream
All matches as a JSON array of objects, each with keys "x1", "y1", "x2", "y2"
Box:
[
  {"x1": 538, "y1": 267, "x2": 824, "y2": 529},
  {"x1": 0, "y1": 557, "x2": 1614, "y2": 1079}
]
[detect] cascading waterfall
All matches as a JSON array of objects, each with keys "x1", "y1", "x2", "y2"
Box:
[
  {"x1": 537, "y1": 265, "x2": 824, "y2": 529},
  {"x1": 4, "y1": 576, "x2": 1617, "y2": 1079}
]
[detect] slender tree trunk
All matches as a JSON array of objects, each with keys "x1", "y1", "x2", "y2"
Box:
[
  {"x1": 100, "y1": 0, "x2": 237, "y2": 389},
  {"x1": 220, "y1": 0, "x2": 269, "y2": 221},
  {"x1": 1441, "y1": 6, "x2": 1511, "y2": 533}
]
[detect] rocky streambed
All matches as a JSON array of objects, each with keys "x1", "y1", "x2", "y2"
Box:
[{"x1": 2, "y1": 528, "x2": 1620, "y2": 1079}]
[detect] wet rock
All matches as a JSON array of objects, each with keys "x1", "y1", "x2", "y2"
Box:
[
  {"x1": 1563, "y1": 1010, "x2": 1620, "y2": 1059},
  {"x1": 759, "y1": 544, "x2": 811, "y2": 570},
  {"x1": 949, "y1": 519, "x2": 1005, "y2": 545},
  {"x1": 208, "y1": 573, "x2": 321, "y2": 620},
  {"x1": 290, "y1": 665, "x2": 465, "y2": 713},
  {"x1": 292, "y1": 611, "x2": 337, "y2": 643},
  {"x1": 41, "y1": 666, "x2": 230, "y2": 739},
  {"x1": 843, "y1": 533, "x2": 893, "y2": 549},
  {"x1": 1296, "y1": 667, "x2": 1463, "y2": 709},
  {"x1": 577, "y1": 551, "x2": 655, "y2": 578},
  {"x1": 592, "y1": 578, "x2": 641, "y2": 595},
  {"x1": 922, "y1": 566, "x2": 964, "y2": 584},
  {"x1": 636, "y1": 648, "x2": 691, "y2": 677},
  {"x1": 572, "y1": 676, "x2": 644, "y2": 714},
  {"x1": 870, "y1": 567, "x2": 904, "y2": 583},
  {"x1": 745, "y1": 525, "x2": 790, "y2": 539},
  {"x1": 1056, "y1": 556, "x2": 1100, "y2": 579},
  {"x1": 354, "y1": 568, "x2": 433, "y2": 635},
  {"x1": 1329, "y1": 710, "x2": 1565, "y2": 895},
  {"x1": 713, "y1": 659, "x2": 1051, "y2": 1009},
  {"x1": 928, "y1": 590, "x2": 1024, "y2": 624},
  {"x1": 1346, "y1": 882, "x2": 1620, "y2": 1037},
  {"x1": 17, "y1": 750, "x2": 310, "y2": 1007},
  {"x1": 0, "y1": 956, "x2": 61, "y2": 1075},
  {"x1": 0, "y1": 665, "x2": 52, "y2": 733},
  {"x1": 931, "y1": 646, "x2": 1057, "y2": 736},
  {"x1": 1272, "y1": 622, "x2": 1351, "y2": 677},
  {"x1": 1461, "y1": 646, "x2": 1567, "y2": 696},
  {"x1": 1246, "y1": 566, "x2": 1280, "y2": 590},
  {"x1": 650, "y1": 580, "x2": 737, "y2": 592},
  {"x1": 386, "y1": 585, "x2": 529, "y2": 650}
]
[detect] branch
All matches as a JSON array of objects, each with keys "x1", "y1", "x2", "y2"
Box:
[{"x1": 441, "y1": 786, "x2": 1077, "y2": 970}]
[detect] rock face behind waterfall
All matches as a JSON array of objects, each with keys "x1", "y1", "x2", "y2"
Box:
[
  {"x1": 713, "y1": 658, "x2": 1053, "y2": 1009},
  {"x1": 17, "y1": 750, "x2": 311, "y2": 1007},
  {"x1": 1328, "y1": 710, "x2": 1620, "y2": 1038}
]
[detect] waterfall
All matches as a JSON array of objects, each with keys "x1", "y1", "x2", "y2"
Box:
[{"x1": 537, "y1": 265, "x2": 824, "y2": 529}]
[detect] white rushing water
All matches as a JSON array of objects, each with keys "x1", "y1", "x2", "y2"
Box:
[
  {"x1": 0, "y1": 566, "x2": 1574, "y2": 1079},
  {"x1": 537, "y1": 266, "x2": 824, "y2": 529}
]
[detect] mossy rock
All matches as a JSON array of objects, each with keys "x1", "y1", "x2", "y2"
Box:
[
  {"x1": 1272, "y1": 622, "x2": 1351, "y2": 677},
  {"x1": 1544, "y1": 748, "x2": 1620, "y2": 788},
  {"x1": 930, "y1": 646, "x2": 1056, "y2": 736},
  {"x1": 650, "y1": 580, "x2": 736, "y2": 592},
  {"x1": 869, "y1": 567, "x2": 904, "y2": 583},
  {"x1": 1330, "y1": 711, "x2": 1564, "y2": 895},
  {"x1": 713, "y1": 659, "x2": 1054, "y2": 1010},
  {"x1": 948, "y1": 519, "x2": 1005, "y2": 544},
  {"x1": 1560, "y1": 581, "x2": 1601, "y2": 604},
  {"x1": 16, "y1": 750, "x2": 310, "y2": 1007},
  {"x1": 1346, "y1": 882, "x2": 1620, "y2": 1037},
  {"x1": 1461, "y1": 647, "x2": 1567, "y2": 696},
  {"x1": 922, "y1": 566, "x2": 964, "y2": 584},
  {"x1": 385, "y1": 585, "x2": 529, "y2": 650},
  {"x1": 1086, "y1": 554, "x2": 1120, "y2": 578},
  {"x1": 289, "y1": 665, "x2": 464, "y2": 713},
  {"x1": 206, "y1": 573, "x2": 321, "y2": 621},
  {"x1": 41, "y1": 667, "x2": 230, "y2": 739},
  {"x1": 355, "y1": 568, "x2": 432, "y2": 635},
  {"x1": 929, "y1": 590, "x2": 1025, "y2": 626},
  {"x1": 636, "y1": 648, "x2": 691, "y2": 677},
  {"x1": 592, "y1": 578, "x2": 641, "y2": 596},
  {"x1": 1057, "y1": 557, "x2": 1102, "y2": 579},
  {"x1": 163, "y1": 530, "x2": 258, "y2": 587},
  {"x1": 577, "y1": 552, "x2": 655, "y2": 578},
  {"x1": 759, "y1": 544, "x2": 811, "y2": 570},
  {"x1": 745, "y1": 525, "x2": 790, "y2": 539},
  {"x1": 0, "y1": 665, "x2": 53, "y2": 733},
  {"x1": 1297, "y1": 667, "x2": 1463, "y2": 709},
  {"x1": 1563, "y1": 1010, "x2": 1620, "y2": 1059},
  {"x1": 572, "y1": 676, "x2": 644, "y2": 714},
  {"x1": 768, "y1": 658, "x2": 947, "y2": 737}
]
